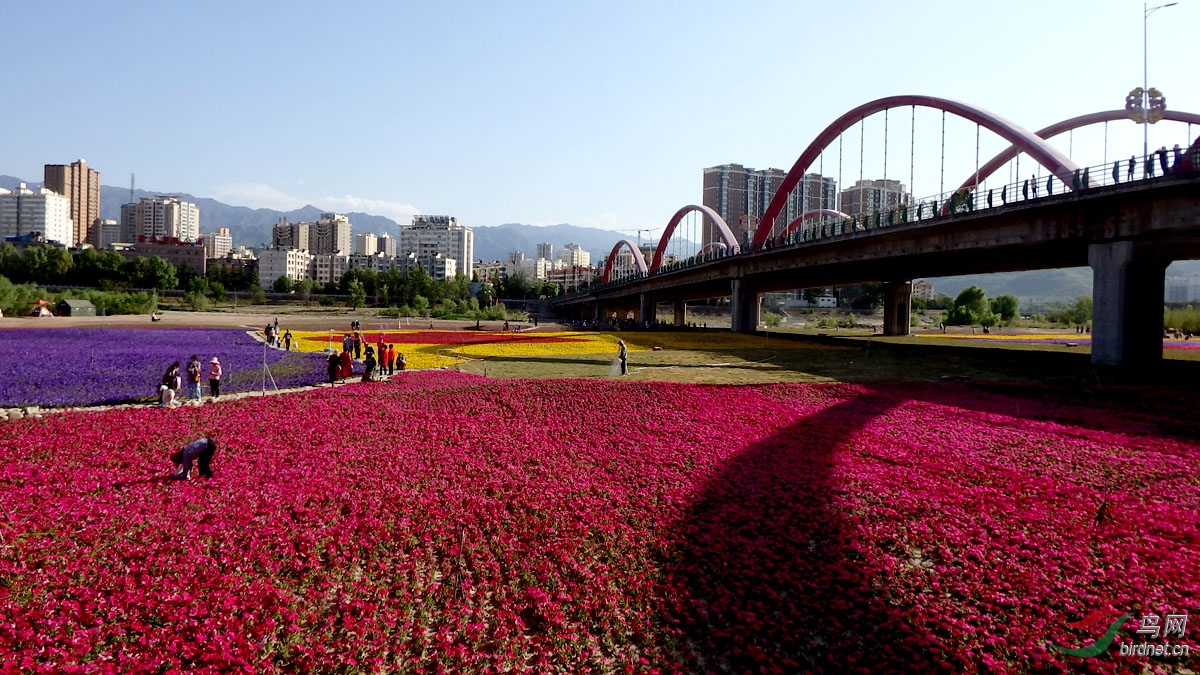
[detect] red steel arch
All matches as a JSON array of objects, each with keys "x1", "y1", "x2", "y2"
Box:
[
  {"x1": 650, "y1": 205, "x2": 740, "y2": 273},
  {"x1": 752, "y1": 95, "x2": 1083, "y2": 247},
  {"x1": 948, "y1": 109, "x2": 1200, "y2": 198},
  {"x1": 774, "y1": 209, "x2": 850, "y2": 244},
  {"x1": 600, "y1": 239, "x2": 649, "y2": 284}
]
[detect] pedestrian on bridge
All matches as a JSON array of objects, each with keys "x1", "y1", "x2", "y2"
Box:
[{"x1": 1128, "y1": 156, "x2": 1136, "y2": 181}]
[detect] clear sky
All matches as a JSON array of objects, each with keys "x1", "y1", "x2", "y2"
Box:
[{"x1": 5, "y1": 0, "x2": 1198, "y2": 233}]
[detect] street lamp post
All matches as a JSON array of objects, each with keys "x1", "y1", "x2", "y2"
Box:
[{"x1": 1131, "y1": 2, "x2": 1177, "y2": 161}]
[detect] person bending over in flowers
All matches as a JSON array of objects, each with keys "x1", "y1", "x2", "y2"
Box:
[{"x1": 169, "y1": 436, "x2": 217, "y2": 480}]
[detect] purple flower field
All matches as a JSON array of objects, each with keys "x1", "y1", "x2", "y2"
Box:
[{"x1": 0, "y1": 327, "x2": 339, "y2": 408}]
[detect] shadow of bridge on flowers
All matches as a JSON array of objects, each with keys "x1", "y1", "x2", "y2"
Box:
[{"x1": 660, "y1": 385, "x2": 936, "y2": 673}]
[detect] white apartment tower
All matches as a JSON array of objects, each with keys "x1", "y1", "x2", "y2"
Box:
[
  {"x1": 536, "y1": 242, "x2": 553, "y2": 260},
  {"x1": 200, "y1": 227, "x2": 233, "y2": 259},
  {"x1": 0, "y1": 184, "x2": 74, "y2": 244},
  {"x1": 557, "y1": 243, "x2": 590, "y2": 268},
  {"x1": 123, "y1": 196, "x2": 200, "y2": 241},
  {"x1": 399, "y1": 215, "x2": 473, "y2": 280},
  {"x1": 354, "y1": 232, "x2": 378, "y2": 255}
]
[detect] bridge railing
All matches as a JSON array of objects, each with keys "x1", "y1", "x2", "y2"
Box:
[{"x1": 552, "y1": 145, "x2": 1200, "y2": 300}]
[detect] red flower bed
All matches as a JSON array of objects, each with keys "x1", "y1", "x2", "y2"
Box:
[
  {"x1": 0, "y1": 373, "x2": 1195, "y2": 672},
  {"x1": 299, "y1": 331, "x2": 587, "y2": 346}
]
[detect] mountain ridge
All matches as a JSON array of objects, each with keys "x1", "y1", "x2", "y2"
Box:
[{"x1": 3, "y1": 174, "x2": 1198, "y2": 301}]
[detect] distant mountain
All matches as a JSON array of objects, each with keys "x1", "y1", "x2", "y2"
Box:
[
  {"x1": 5, "y1": 173, "x2": 1196, "y2": 301},
  {"x1": 0, "y1": 175, "x2": 627, "y2": 260}
]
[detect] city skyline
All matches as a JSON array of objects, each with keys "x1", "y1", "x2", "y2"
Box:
[{"x1": 4, "y1": 0, "x2": 1198, "y2": 234}]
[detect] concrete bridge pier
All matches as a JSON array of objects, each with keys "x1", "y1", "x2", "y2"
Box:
[
  {"x1": 882, "y1": 281, "x2": 913, "y2": 336},
  {"x1": 673, "y1": 302, "x2": 686, "y2": 327},
  {"x1": 639, "y1": 293, "x2": 655, "y2": 326},
  {"x1": 1089, "y1": 241, "x2": 1168, "y2": 369},
  {"x1": 731, "y1": 279, "x2": 760, "y2": 333}
]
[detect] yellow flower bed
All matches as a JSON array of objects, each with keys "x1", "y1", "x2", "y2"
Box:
[{"x1": 287, "y1": 329, "x2": 843, "y2": 369}]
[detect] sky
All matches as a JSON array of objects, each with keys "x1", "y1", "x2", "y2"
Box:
[{"x1": 5, "y1": 0, "x2": 1198, "y2": 236}]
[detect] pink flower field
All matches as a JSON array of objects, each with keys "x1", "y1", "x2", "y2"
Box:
[{"x1": 0, "y1": 372, "x2": 1196, "y2": 673}]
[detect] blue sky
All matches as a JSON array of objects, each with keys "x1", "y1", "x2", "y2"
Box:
[{"x1": 5, "y1": 0, "x2": 1198, "y2": 233}]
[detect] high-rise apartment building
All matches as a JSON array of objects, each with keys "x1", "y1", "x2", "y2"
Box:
[
  {"x1": 536, "y1": 242, "x2": 553, "y2": 260},
  {"x1": 310, "y1": 213, "x2": 352, "y2": 255},
  {"x1": 702, "y1": 164, "x2": 837, "y2": 244},
  {"x1": 0, "y1": 183, "x2": 74, "y2": 244},
  {"x1": 399, "y1": 215, "x2": 473, "y2": 280},
  {"x1": 123, "y1": 196, "x2": 200, "y2": 241},
  {"x1": 839, "y1": 179, "x2": 911, "y2": 218},
  {"x1": 43, "y1": 159, "x2": 100, "y2": 246},
  {"x1": 200, "y1": 227, "x2": 233, "y2": 259},
  {"x1": 376, "y1": 234, "x2": 396, "y2": 257},
  {"x1": 354, "y1": 232, "x2": 378, "y2": 255},
  {"x1": 557, "y1": 243, "x2": 590, "y2": 268},
  {"x1": 272, "y1": 218, "x2": 310, "y2": 251}
]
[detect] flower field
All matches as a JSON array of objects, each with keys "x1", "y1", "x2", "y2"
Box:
[
  {"x1": 0, "y1": 328, "x2": 333, "y2": 408},
  {"x1": 289, "y1": 329, "x2": 844, "y2": 370},
  {"x1": 0, "y1": 371, "x2": 1195, "y2": 672},
  {"x1": 918, "y1": 333, "x2": 1200, "y2": 350}
]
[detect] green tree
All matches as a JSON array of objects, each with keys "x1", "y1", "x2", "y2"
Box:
[
  {"x1": 410, "y1": 294, "x2": 430, "y2": 316},
  {"x1": 538, "y1": 281, "x2": 560, "y2": 298},
  {"x1": 208, "y1": 280, "x2": 227, "y2": 302},
  {"x1": 476, "y1": 282, "x2": 496, "y2": 307},
  {"x1": 347, "y1": 279, "x2": 366, "y2": 309},
  {"x1": 70, "y1": 248, "x2": 125, "y2": 288},
  {"x1": 123, "y1": 256, "x2": 178, "y2": 290},
  {"x1": 989, "y1": 294, "x2": 1020, "y2": 322},
  {"x1": 273, "y1": 275, "x2": 294, "y2": 293},
  {"x1": 296, "y1": 278, "x2": 315, "y2": 306},
  {"x1": 502, "y1": 268, "x2": 536, "y2": 299},
  {"x1": 21, "y1": 245, "x2": 74, "y2": 283},
  {"x1": 340, "y1": 268, "x2": 377, "y2": 296},
  {"x1": 946, "y1": 285, "x2": 988, "y2": 325}
]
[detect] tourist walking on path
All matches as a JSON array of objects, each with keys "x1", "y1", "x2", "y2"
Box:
[
  {"x1": 342, "y1": 333, "x2": 353, "y2": 354},
  {"x1": 386, "y1": 344, "x2": 396, "y2": 375},
  {"x1": 186, "y1": 355, "x2": 203, "y2": 403},
  {"x1": 169, "y1": 437, "x2": 216, "y2": 480},
  {"x1": 339, "y1": 349, "x2": 353, "y2": 382},
  {"x1": 327, "y1": 352, "x2": 340, "y2": 386},
  {"x1": 353, "y1": 332, "x2": 362, "y2": 359},
  {"x1": 284, "y1": 330, "x2": 293, "y2": 351},
  {"x1": 208, "y1": 357, "x2": 222, "y2": 399},
  {"x1": 618, "y1": 340, "x2": 628, "y2": 376}
]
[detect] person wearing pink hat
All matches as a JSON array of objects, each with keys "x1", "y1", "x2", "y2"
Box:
[{"x1": 207, "y1": 357, "x2": 223, "y2": 400}]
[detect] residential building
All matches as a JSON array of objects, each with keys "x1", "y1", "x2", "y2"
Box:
[
  {"x1": 399, "y1": 215, "x2": 473, "y2": 280},
  {"x1": 94, "y1": 219, "x2": 122, "y2": 250},
  {"x1": 536, "y1": 242, "x2": 553, "y2": 260},
  {"x1": 310, "y1": 213, "x2": 352, "y2": 255},
  {"x1": 516, "y1": 257, "x2": 552, "y2": 281},
  {"x1": 912, "y1": 280, "x2": 936, "y2": 300},
  {"x1": 200, "y1": 227, "x2": 233, "y2": 259},
  {"x1": 557, "y1": 243, "x2": 590, "y2": 268},
  {"x1": 258, "y1": 247, "x2": 314, "y2": 287},
  {"x1": 347, "y1": 252, "x2": 394, "y2": 274},
  {"x1": 123, "y1": 196, "x2": 200, "y2": 241},
  {"x1": 43, "y1": 159, "x2": 100, "y2": 246},
  {"x1": 119, "y1": 236, "x2": 207, "y2": 276},
  {"x1": 839, "y1": 179, "x2": 911, "y2": 218},
  {"x1": 310, "y1": 253, "x2": 348, "y2": 287},
  {"x1": 508, "y1": 250, "x2": 525, "y2": 264},
  {"x1": 703, "y1": 163, "x2": 837, "y2": 246},
  {"x1": 474, "y1": 259, "x2": 510, "y2": 284},
  {"x1": 1166, "y1": 276, "x2": 1200, "y2": 303},
  {"x1": 272, "y1": 218, "x2": 310, "y2": 251},
  {"x1": 396, "y1": 251, "x2": 456, "y2": 279},
  {"x1": 376, "y1": 234, "x2": 396, "y2": 257},
  {"x1": 0, "y1": 183, "x2": 74, "y2": 245},
  {"x1": 354, "y1": 232, "x2": 378, "y2": 255},
  {"x1": 545, "y1": 265, "x2": 596, "y2": 291}
]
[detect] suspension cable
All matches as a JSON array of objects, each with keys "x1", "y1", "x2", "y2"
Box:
[
  {"x1": 939, "y1": 110, "x2": 946, "y2": 198},
  {"x1": 909, "y1": 105, "x2": 915, "y2": 196}
]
